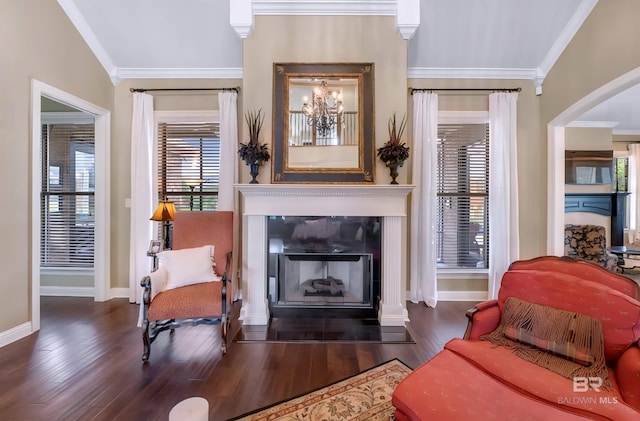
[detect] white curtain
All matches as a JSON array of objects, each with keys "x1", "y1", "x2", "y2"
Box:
[
  {"x1": 217, "y1": 91, "x2": 238, "y2": 211},
  {"x1": 217, "y1": 91, "x2": 241, "y2": 300},
  {"x1": 628, "y1": 144, "x2": 640, "y2": 243},
  {"x1": 128, "y1": 93, "x2": 155, "y2": 303},
  {"x1": 488, "y1": 92, "x2": 519, "y2": 299},
  {"x1": 409, "y1": 92, "x2": 439, "y2": 307}
]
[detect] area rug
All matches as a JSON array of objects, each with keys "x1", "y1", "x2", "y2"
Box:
[{"x1": 228, "y1": 359, "x2": 412, "y2": 421}]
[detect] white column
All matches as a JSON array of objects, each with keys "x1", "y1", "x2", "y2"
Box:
[
  {"x1": 396, "y1": 0, "x2": 420, "y2": 40},
  {"x1": 379, "y1": 215, "x2": 409, "y2": 326},
  {"x1": 239, "y1": 215, "x2": 270, "y2": 324},
  {"x1": 229, "y1": 0, "x2": 253, "y2": 38}
]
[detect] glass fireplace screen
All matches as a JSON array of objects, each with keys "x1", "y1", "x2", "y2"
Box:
[{"x1": 267, "y1": 216, "x2": 381, "y2": 310}]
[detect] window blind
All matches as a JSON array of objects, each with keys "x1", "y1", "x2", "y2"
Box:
[
  {"x1": 157, "y1": 122, "x2": 221, "y2": 212},
  {"x1": 437, "y1": 123, "x2": 489, "y2": 269},
  {"x1": 41, "y1": 124, "x2": 95, "y2": 267}
]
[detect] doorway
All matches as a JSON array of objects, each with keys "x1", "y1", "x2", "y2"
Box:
[
  {"x1": 547, "y1": 67, "x2": 640, "y2": 256},
  {"x1": 31, "y1": 80, "x2": 111, "y2": 332}
]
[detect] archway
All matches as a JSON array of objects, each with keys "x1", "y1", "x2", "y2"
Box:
[{"x1": 546, "y1": 67, "x2": 640, "y2": 255}]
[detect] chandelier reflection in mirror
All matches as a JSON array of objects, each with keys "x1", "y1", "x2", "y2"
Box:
[{"x1": 302, "y1": 80, "x2": 344, "y2": 137}]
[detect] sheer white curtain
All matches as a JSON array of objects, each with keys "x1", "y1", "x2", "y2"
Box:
[
  {"x1": 129, "y1": 93, "x2": 155, "y2": 303},
  {"x1": 410, "y1": 92, "x2": 439, "y2": 307},
  {"x1": 628, "y1": 144, "x2": 640, "y2": 243},
  {"x1": 488, "y1": 92, "x2": 519, "y2": 299},
  {"x1": 217, "y1": 91, "x2": 241, "y2": 300},
  {"x1": 217, "y1": 91, "x2": 238, "y2": 211}
]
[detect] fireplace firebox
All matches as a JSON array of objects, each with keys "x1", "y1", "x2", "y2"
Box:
[{"x1": 267, "y1": 216, "x2": 381, "y2": 318}]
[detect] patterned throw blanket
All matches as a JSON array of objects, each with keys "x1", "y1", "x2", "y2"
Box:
[{"x1": 481, "y1": 297, "x2": 612, "y2": 391}]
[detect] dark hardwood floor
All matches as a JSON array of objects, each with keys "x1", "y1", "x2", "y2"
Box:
[{"x1": 0, "y1": 297, "x2": 476, "y2": 421}]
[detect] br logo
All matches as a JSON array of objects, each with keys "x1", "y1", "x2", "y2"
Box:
[{"x1": 573, "y1": 377, "x2": 603, "y2": 392}]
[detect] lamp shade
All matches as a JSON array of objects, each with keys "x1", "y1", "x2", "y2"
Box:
[{"x1": 150, "y1": 201, "x2": 176, "y2": 221}]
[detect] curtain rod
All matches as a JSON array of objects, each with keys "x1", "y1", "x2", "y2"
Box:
[
  {"x1": 129, "y1": 87, "x2": 240, "y2": 93},
  {"x1": 408, "y1": 87, "x2": 521, "y2": 95}
]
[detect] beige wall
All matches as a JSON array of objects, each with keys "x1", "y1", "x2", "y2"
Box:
[
  {"x1": 243, "y1": 15, "x2": 408, "y2": 185},
  {"x1": 0, "y1": 0, "x2": 113, "y2": 332},
  {"x1": 541, "y1": 0, "x2": 640, "y2": 127},
  {"x1": 565, "y1": 127, "x2": 613, "y2": 151},
  {"x1": 614, "y1": 135, "x2": 640, "y2": 150}
]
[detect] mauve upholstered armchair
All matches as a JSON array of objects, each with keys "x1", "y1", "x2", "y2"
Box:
[{"x1": 140, "y1": 211, "x2": 234, "y2": 362}]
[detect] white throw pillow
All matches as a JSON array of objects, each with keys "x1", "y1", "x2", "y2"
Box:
[{"x1": 158, "y1": 245, "x2": 219, "y2": 290}]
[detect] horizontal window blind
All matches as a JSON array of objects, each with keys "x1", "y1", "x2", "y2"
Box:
[
  {"x1": 157, "y1": 122, "x2": 220, "y2": 212},
  {"x1": 437, "y1": 123, "x2": 489, "y2": 269},
  {"x1": 41, "y1": 124, "x2": 95, "y2": 267}
]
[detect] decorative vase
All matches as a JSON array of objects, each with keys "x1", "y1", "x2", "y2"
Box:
[
  {"x1": 387, "y1": 162, "x2": 400, "y2": 185},
  {"x1": 249, "y1": 163, "x2": 260, "y2": 184}
]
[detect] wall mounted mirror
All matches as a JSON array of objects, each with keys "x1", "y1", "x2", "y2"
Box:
[{"x1": 272, "y1": 63, "x2": 375, "y2": 183}]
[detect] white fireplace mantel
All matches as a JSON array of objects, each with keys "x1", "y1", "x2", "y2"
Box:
[{"x1": 235, "y1": 184, "x2": 414, "y2": 326}]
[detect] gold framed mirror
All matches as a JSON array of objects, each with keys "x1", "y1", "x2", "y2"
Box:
[{"x1": 272, "y1": 63, "x2": 375, "y2": 183}]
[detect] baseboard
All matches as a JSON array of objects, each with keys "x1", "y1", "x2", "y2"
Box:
[
  {"x1": 0, "y1": 322, "x2": 32, "y2": 349},
  {"x1": 40, "y1": 286, "x2": 94, "y2": 297},
  {"x1": 40, "y1": 286, "x2": 131, "y2": 300},
  {"x1": 436, "y1": 290, "x2": 487, "y2": 302}
]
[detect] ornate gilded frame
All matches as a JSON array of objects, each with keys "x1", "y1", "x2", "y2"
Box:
[{"x1": 272, "y1": 63, "x2": 375, "y2": 183}]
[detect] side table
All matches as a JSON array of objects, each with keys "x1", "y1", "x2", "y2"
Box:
[{"x1": 609, "y1": 246, "x2": 640, "y2": 271}]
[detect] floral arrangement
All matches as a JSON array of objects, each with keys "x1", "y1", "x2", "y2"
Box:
[
  {"x1": 377, "y1": 113, "x2": 409, "y2": 166},
  {"x1": 238, "y1": 109, "x2": 270, "y2": 165}
]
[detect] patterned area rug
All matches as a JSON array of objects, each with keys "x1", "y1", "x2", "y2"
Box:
[{"x1": 228, "y1": 359, "x2": 412, "y2": 421}]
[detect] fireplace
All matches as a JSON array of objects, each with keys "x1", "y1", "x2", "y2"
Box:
[
  {"x1": 236, "y1": 184, "x2": 414, "y2": 326},
  {"x1": 267, "y1": 216, "x2": 380, "y2": 317}
]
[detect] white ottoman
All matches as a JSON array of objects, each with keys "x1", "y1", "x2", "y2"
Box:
[{"x1": 169, "y1": 397, "x2": 209, "y2": 421}]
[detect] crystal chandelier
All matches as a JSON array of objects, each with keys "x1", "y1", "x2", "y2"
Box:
[{"x1": 302, "y1": 80, "x2": 344, "y2": 137}]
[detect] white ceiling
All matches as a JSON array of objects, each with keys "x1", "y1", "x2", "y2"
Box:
[{"x1": 58, "y1": 0, "x2": 640, "y2": 134}]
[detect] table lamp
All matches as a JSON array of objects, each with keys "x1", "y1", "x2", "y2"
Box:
[{"x1": 150, "y1": 199, "x2": 176, "y2": 250}]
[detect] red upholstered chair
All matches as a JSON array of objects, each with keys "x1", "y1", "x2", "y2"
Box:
[
  {"x1": 140, "y1": 211, "x2": 233, "y2": 362},
  {"x1": 392, "y1": 256, "x2": 640, "y2": 420}
]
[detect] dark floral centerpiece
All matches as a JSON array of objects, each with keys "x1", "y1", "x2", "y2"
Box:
[
  {"x1": 377, "y1": 113, "x2": 409, "y2": 184},
  {"x1": 238, "y1": 109, "x2": 270, "y2": 183}
]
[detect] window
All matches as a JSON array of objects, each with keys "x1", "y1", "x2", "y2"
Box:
[
  {"x1": 614, "y1": 156, "x2": 629, "y2": 192},
  {"x1": 614, "y1": 155, "x2": 630, "y2": 229},
  {"x1": 156, "y1": 116, "x2": 221, "y2": 212},
  {"x1": 437, "y1": 123, "x2": 489, "y2": 270},
  {"x1": 41, "y1": 124, "x2": 95, "y2": 267}
]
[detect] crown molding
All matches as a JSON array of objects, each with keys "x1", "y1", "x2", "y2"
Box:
[
  {"x1": 566, "y1": 120, "x2": 619, "y2": 128},
  {"x1": 231, "y1": 1, "x2": 415, "y2": 38},
  {"x1": 533, "y1": 0, "x2": 598, "y2": 95},
  {"x1": 56, "y1": 0, "x2": 119, "y2": 83},
  {"x1": 613, "y1": 129, "x2": 640, "y2": 136},
  {"x1": 230, "y1": 0, "x2": 254, "y2": 38},
  {"x1": 537, "y1": 0, "x2": 598, "y2": 78},
  {"x1": 407, "y1": 67, "x2": 538, "y2": 80},
  {"x1": 252, "y1": 0, "x2": 396, "y2": 16},
  {"x1": 113, "y1": 68, "x2": 243, "y2": 84},
  {"x1": 396, "y1": 0, "x2": 419, "y2": 40}
]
